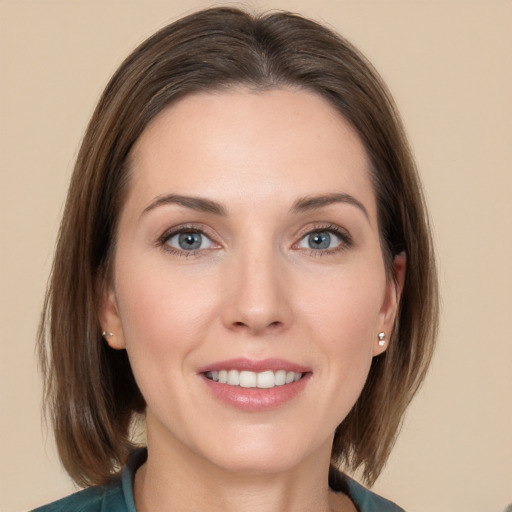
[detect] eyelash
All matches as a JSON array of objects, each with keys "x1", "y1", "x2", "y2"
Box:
[
  {"x1": 295, "y1": 223, "x2": 353, "y2": 257},
  {"x1": 157, "y1": 224, "x2": 218, "y2": 258},
  {"x1": 156, "y1": 223, "x2": 353, "y2": 257}
]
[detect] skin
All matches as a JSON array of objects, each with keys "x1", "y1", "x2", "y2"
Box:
[{"x1": 100, "y1": 88, "x2": 405, "y2": 512}]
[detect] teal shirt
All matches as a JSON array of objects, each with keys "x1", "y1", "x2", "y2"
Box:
[{"x1": 33, "y1": 450, "x2": 404, "y2": 512}]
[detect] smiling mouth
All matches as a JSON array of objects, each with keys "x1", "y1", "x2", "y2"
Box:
[{"x1": 205, "y1": 369, "x2": 304, "y2": 389}]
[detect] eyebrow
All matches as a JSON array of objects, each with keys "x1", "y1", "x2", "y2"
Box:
[
  {"x1": 141, "y1": 194, "x2": 227, "y2": 217},
  {"x1": 291, "y1": 193, "x2": 369, "y2": 219},
  {"x1": 141, "y1": 192, "x2": 368, "y2": 220}
]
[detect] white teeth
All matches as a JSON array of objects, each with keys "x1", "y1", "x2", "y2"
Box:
[
  {"x1": 257, "y1": 370, "x2": 275, "y2": 389},
  {"x1": 206, "y1": 369, "x2": 303, "y2": 388},
  {"x1": 239, "y1": 371, "x2": 257, "y2": 388},
  {"x1": 227, "y1": 369, "x2": 240, "y2": 386},
  {"x1": 274, "y1": 369, "x2": 286, "y2": 386}
]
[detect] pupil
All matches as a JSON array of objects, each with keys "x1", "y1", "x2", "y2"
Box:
[
  {"x1": 309, "y1": 232, "x2": 330, "y2": 249},
  {"x1": 179, "y1": 232, "x2": 201, "y2": 250}
]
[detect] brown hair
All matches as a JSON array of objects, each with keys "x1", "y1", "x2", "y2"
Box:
[{"x1": 38, "y1": 6, "x2": 438, "y2": 488}]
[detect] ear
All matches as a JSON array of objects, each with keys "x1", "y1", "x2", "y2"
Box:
[
  {"x1": 97, "y1": 280, "x2": 126, "y2": 350},
  {"x1": 373, "y1": 252, "x2": 406, "y2": 356}
]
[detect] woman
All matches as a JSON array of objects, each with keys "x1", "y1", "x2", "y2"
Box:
[{"x1": 35, "y1": 6, "x2": 438, "y2": 512}]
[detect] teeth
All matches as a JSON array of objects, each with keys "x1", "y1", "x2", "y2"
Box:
[
  {"x1": 239, "y1": 371, "x2": 256, "y2": 388},
  {"x1": 206, "y1": 369, "x2": 303, "y2": 388},
  {"x1": 274, "y1": 369, "x2": 286, "y2": 386},
  {"x1": 257, "y1": 370, "x2": 275, "y2": 389},
  {"x1": 227, "y1": 369, "x2": 240, "y2": 386}
]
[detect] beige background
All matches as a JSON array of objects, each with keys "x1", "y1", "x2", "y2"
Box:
[{"x1": 1, "y1": 1, "x2": 511, "y2": 511}]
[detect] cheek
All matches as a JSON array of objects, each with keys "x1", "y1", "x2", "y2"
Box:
[
  {"x1": 112, "y1": 258, "x2": 224, "y2": 417},
  {"x1": 298, "y1": 268, "x2": 385, "y2": 394},
  {"x1": 113, "y1": 255, "x2": 220, "y2": 359},
  {"x1": 302, "y1": 268, "x2": 385, "y2": 343}
]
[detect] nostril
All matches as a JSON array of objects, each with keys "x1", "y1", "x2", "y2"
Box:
[{"x1": 230, "y1": 320, "x2": 282, "y2": 333}]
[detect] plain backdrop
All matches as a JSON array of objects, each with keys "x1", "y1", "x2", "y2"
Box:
[{"x1": 1, "y1": 1, "x2": 511, "y2": 511}]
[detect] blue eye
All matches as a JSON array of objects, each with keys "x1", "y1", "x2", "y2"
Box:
[
  {"x1": 165, "y1": 231, "x2": 214, "y2": 251},
  {"x1": 297, "y1": 230, "x2": 344, "y2": 251}
]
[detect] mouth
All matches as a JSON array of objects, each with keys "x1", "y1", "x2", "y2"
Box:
[
  {"x1": 198, "y1": 358, "x2": 310, "y2": 411},
  {"x1": 205, "y1": 369, "x2": 304, "y2": 389}
]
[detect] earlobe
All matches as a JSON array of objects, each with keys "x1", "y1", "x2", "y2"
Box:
[
  {"x1": 97, "y1": 282, "x2": 126, "y2": 350},
  {"x1": 373, "y1": 252, "x2": 406, "y2": 356},
  {"x1": 372, "y1": 332, "x2": 387, "y2": 356}
]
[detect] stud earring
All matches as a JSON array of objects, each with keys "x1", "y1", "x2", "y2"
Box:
[
  {"x1": 378, "y1": 332, "x2": 386, "y2": 346},
  {"x1": 102, "y1": 331, "x2": 114, "y2": 338}
]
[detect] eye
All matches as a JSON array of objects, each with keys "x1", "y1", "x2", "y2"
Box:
[
  {"x1": 295, "y1": 227, "x2": 350, "y2": 252},
  {"x1": 164, "y1": 229, "x2": 216, "y2": 252},
  {"x1": 298, "y1": 231, "x2": 339, "y2": 250}
]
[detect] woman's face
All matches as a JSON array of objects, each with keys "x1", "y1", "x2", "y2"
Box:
[{"x1": 101, "y1": 88, "x2": 403, "y2": 474}]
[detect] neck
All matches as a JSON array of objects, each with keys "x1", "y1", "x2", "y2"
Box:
[{"x1": 133, "y1": 422, "x2": 355, "y2": 512}]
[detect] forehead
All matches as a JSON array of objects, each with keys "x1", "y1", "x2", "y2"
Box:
[{"x1": 126, "y1": 87, "x2": 376, "y2": 219}]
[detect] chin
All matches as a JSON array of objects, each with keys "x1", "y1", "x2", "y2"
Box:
[
  {"x1": 209, "y1": 451, "x2": 303, "y2": 476},
  {"x1": 195, "y1": 429, "x2": 330, "y2": 476}
]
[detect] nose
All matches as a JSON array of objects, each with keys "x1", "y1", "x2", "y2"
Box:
[{"x1": 221, "y1": 245, "x2": 293, "y2": 336}]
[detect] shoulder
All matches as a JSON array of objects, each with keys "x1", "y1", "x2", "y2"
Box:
[
  {"x1": 346, "y1": 477, "x2": 405, "y2": 512},
  {"x1": 329, "y1": 467, "x2": 405, "y2": 512},
  {"x1": 31, "y1": 479, "x2": 126, "y2": 512},
  {"x1": 31, "y1": 448, "x2": 145, "y2": 512}
]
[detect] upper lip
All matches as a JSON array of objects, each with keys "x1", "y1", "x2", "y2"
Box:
[{"x1": 197, "y1": 358, "x2": 310, "y2": 374}]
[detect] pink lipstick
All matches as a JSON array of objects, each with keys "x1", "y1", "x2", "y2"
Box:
[{"x1": 198, "y1": 358, "x2": 311, "y2": 411}]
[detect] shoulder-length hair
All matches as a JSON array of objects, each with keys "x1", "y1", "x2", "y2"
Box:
[{"x1": 39, "y1": 6, "x2": 438, "y2": 488}]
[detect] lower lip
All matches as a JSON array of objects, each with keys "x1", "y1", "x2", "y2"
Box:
[{"x1": 201, "y1": 374, "x2": 311, "y2": 412}]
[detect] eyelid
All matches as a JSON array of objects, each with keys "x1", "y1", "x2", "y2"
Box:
[
  {"x1": 155, "y1": 222, "x2": 352, "y2": 256},
  {"x1": 292, "y1": 223, "x2": 353, "y2": 253},
  {"x1": 156, "y1": 223, "x2": 221, "y2": 255}
]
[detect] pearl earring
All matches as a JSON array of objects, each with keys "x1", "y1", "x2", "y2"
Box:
[
  {"x1": 102, "y1": 331, "x2": 114, "y2": 338},
  {"x1": 378, "y1": 332, "x2": 386, "y2": 346}
]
